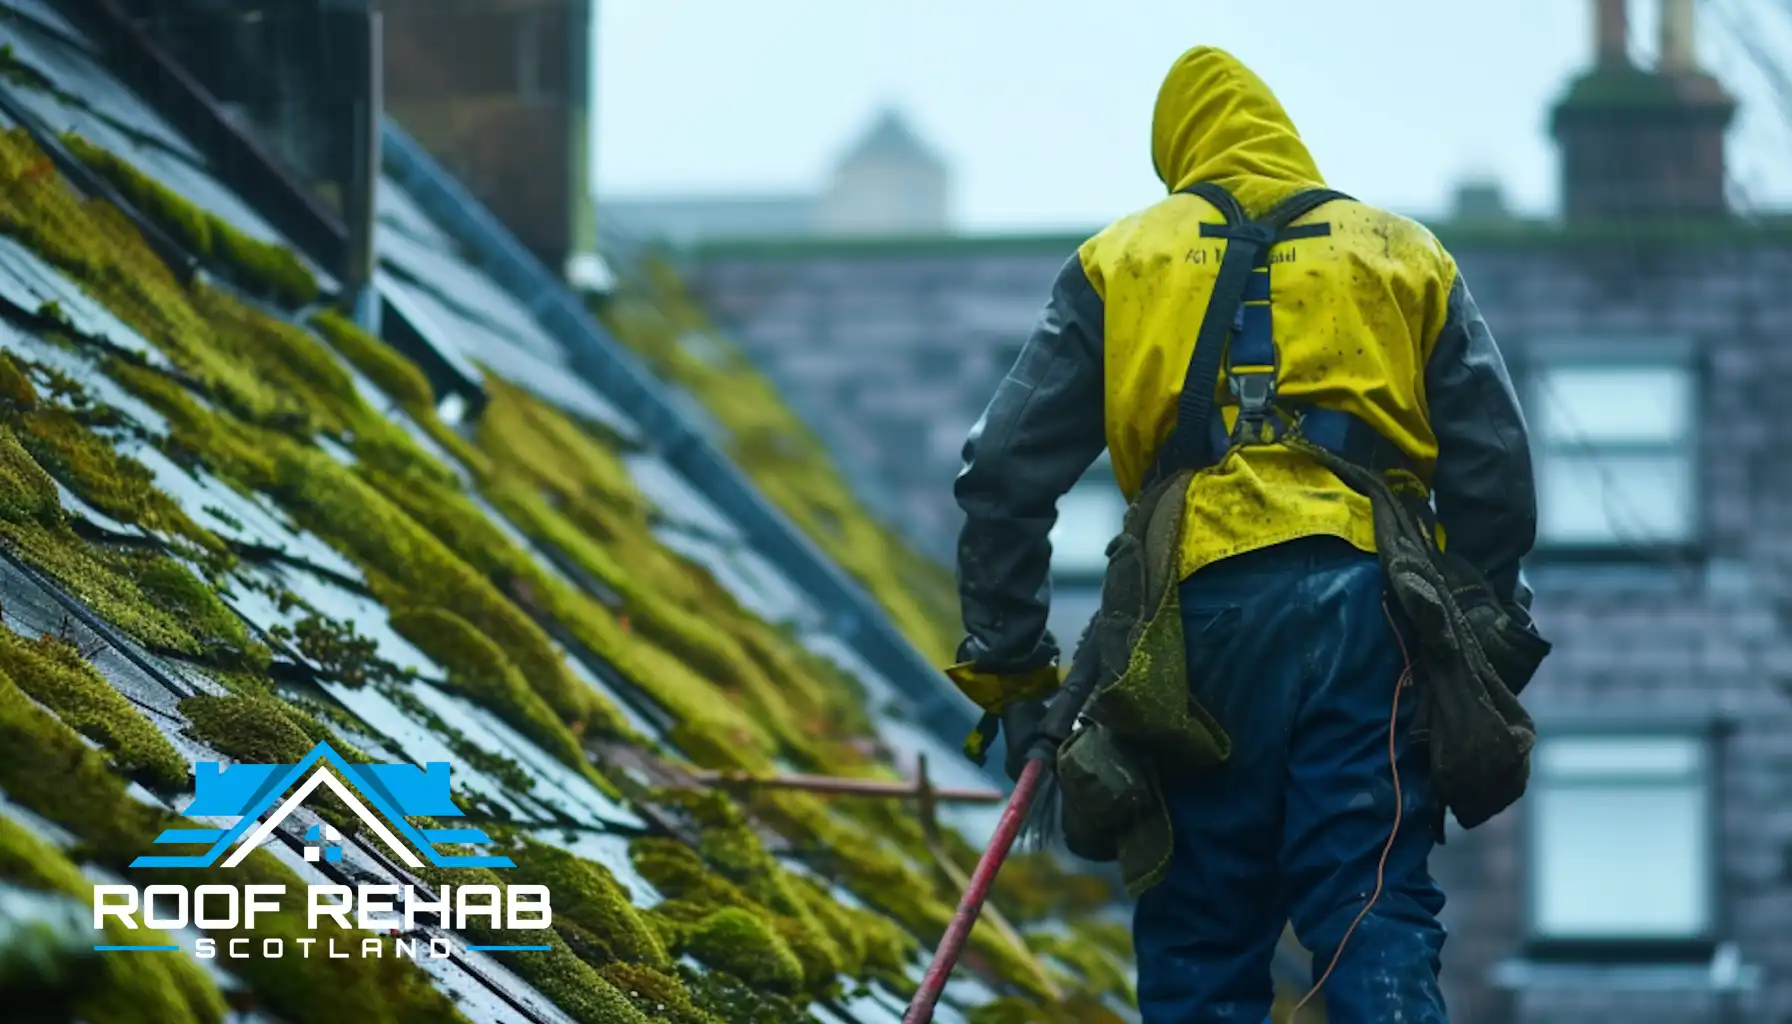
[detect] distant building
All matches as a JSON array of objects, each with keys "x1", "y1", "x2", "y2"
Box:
[
  {"x1": 682, "y1": 1, "x2": 1792, "y2": 1020},
  {"x1": 602, "y1": 106, "x2": 952, "y2": 245}
]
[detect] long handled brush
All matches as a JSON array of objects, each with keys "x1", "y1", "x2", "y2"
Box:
[{"x1": 902, "y1": 652, "x2": 1102, "y2": 1024}]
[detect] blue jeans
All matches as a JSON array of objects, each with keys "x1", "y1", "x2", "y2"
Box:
[{"x1": 1132, "y1": 537, "x2": 1448, "y2": 1024}]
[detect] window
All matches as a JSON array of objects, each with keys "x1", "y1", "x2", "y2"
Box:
[
  {"x1": 1051, "y1": 459, "x2": 1124, "y2": 581},
  {"x1": 1527, "y1": 731, "x2": 1716, "y2": 958},
  {"x1": 1531, "y1": 362, "x2": 1697, "y2": 550}
]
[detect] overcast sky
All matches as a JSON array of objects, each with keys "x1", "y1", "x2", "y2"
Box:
[{"x1": 594, "y1": 0, "x2": 1792, "y2": 233}]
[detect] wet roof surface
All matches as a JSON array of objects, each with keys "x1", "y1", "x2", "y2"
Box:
[{"x1": 0, "y1": 6, "x2": 1129, "y2": 1021}]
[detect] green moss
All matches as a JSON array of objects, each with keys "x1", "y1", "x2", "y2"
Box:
[
  {"x1": 178, "y1": 690, "x2": 317, "y2": 764},
  {"x1": 125, "y1": 553, "x2": 261, "y2": 660},
  {"x1": 0, "y1": 627, "x2": 187, "y2": 792},
  {"x1": 63, "y1": 132, "x2": 319, "y2": 308},
  {"x1": 308, "y1": 311, "x2": 493, "y2": 476},
  {"x1": 598, "y1": 262, "x2": 963, "y2": 664},
  {"x1": 412, "y1": 863, "x2": 652, "y2": 1024},
  {"x1": 283, "y1": 612, "x2": 405, "y2": 687},
  {"x1": 685, "y1": 907, "x2": 805, "y2": 995},
  {"x1": 376, "y1": 680, "x2": 536, "y2": 795},
  {"x1": 510, "y1": 839, "x2": 669, "y2": 968},
  {"x1": 1025, "y1": 931, "x2": 1133, "y2": 1005},
  {"x1": 0, "y1": 357, "x2": 225, "y2": 554},
  {"x1": 311, "y1": 310, "x2": 433, "y2": 408},
  {"x1": 0, "y1": 818, "x2": 229, "y2": 1024},
  {"x1": 597, "y1": 960, "x2": 727, "y2": 1024},
  {"x1": 384, "y1": 605, "x2": 602, "y2": 782},
  {"x1": 0, "y1": 351, "x2": 39, "y2": 407},
  {"x1": 60, "y1": 133, "x2": 213, "y2": 260},
  {"x1": 0, "y1": 426, "x2": 265, "y2": 665},
  {"x1": 265, "y1": 445, "x2": 624, "y2": 738}
]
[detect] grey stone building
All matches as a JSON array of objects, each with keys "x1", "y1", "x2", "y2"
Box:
[
  {"x1": 679, "y1": 1, "x2": 1792, "y2": 1020},
  {"x1": 602, "y1": 106, "x2": 953, "y2": 247}
]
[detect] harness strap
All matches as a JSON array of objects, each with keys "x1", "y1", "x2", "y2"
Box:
[{"x1": 1145, "y1": 183, "x2": 1425, "y2": 490}]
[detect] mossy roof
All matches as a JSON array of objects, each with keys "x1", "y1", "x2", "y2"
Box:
[{"x1": 0, "y1": 8, "x2": 1135, "y2": 1024}]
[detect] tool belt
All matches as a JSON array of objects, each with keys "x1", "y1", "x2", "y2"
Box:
[{"x1": 1052, "y1": 182, "x2": 1552, "y2": 896}]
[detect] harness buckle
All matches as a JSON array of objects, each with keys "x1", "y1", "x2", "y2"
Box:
[{"x1": 1229, "y1": 373, "x2": 1274, "y2": 416}]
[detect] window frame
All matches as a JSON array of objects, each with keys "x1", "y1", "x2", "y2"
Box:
[
  {"x1": 1518, "y1": 341, "x2": 1705, "y2": 562},
  {"x1": 1520, "y1": 715, "x2": 1730, "y2": 965}
]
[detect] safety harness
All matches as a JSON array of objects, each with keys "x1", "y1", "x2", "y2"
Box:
[
  {"x1": 1142, "y1": 182, "x2": 1422, "y2": 489},
  {"x1": 1050, "y1": 182, "x2": 1547, "y2": 894}
]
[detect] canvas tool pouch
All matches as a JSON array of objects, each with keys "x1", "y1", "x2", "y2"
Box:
[
  {"x1": 1292, "y1": 439, "x2": 1552, "y2": 834},
  {"x1": 1054, "y1": 462, "x2": 1232, "y2": 896}
]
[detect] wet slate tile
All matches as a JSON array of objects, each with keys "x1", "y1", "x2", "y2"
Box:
[
  {"x1": 315, "y1": 680, "x2": 538, "y2": 824},
  {"x1": 0, "y1": 17, "x2": 203, "y2": 163},
  {"x1": 557, "y1": 654, "x2": 666, "y2": 742},
  {"x1": 624, "y1": 453, "x2": 743, "y2": 542},
  {"x1": 523, "y1": 827, "x2": 660, "y2": 907},
  {"x1": 0, "y1": 0, "x2": 97, "y2": 51},
  {"x1": 378, "y1": 225, "x2": 563, "y2": 362},
  {"x1": 0, "y1": 235, "x2": 174, "y2": 367},
  {"x1": 376, "y1": 176, "x2": 461, "y2": 253},
  {"x1": 400, "y1": 681, "x2": 646, "y2": 832},
  {"x1": 653, "y1": 529, "x2": 794, "y2": 625},
  {"x1": 376, "y1": 270, "x2": 640, "y2": 444}
]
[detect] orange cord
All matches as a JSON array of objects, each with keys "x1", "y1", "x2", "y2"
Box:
[{"x1": 1289, "y1": 598, "x2": 1412, "y2": 1017}]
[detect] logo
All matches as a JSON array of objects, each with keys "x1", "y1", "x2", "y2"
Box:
[
  {"x1": 132, "y1": 742, "x2": 512, "y2": 870},
  {"x1": 94, "y1": 743, "x2": 552, "y2": 961}
]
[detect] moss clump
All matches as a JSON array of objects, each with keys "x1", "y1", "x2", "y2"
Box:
[
  {"x1": 309, "y1": 311, "x2": 491, "y2": 476},
  {"x1": 384, "y1": 606, "x2": 600, "y2": 781},
  {"x1": 0, "y1": 426, "x2": 264, "y2": 666},
  {"x1": 63, "y1": 132, "x2": 319, "y2": 308},
  {"x1": 0, "y1": 351, "x2": 39, "y2": 407},
  {"x1": 0, "y1": 626, "x2": 188, "y2": 792},
  {"x1": 13, "y1": 404, "x2": 218, "y2": 548},
  {"x1": 684, "y1": 907, "x2": 805, "y2": 995},
  {"x1": 265, "y1": 444, "x2": 625, "y2": 739},
  {"x1": 412, "y1": 863, "x2": 652, "y2": 1024},
  {"x1": 178, "y1": 690, "x2": 318, "y2": 764},
  {"x1": 0, "y1": 817, "x2": 229, "y2": 1024},
  {"x1": 1025, "y1": 931, "x2": 1134, "y2": 1006},
  {"x1": 510, "y1": 839, "x2": 670, "y2": 965},
  {"x1": 597, "y1": 961, "x2": 726, "y2": 1024}
]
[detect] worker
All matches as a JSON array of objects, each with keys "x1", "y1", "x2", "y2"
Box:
[{"x1": 949, "y1": 45, "x2": 1538, "y2": 1024}]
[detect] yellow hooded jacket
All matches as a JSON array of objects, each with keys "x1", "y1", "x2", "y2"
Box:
[{"x1": 953, "y1": 46, "x2": 1534, "y2": 675}]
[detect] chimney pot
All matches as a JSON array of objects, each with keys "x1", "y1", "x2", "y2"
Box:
[
  {"x1": 1660, "y1": 0, "x2": 1697, "y2": 72},
  {"x1": 1596, "y1": 0, "x2": 1630, "y2": 67}
]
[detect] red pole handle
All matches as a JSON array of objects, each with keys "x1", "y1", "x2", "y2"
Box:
[{"x1": 903, "y1": 758, "x2": 1048, "y2": 1024}]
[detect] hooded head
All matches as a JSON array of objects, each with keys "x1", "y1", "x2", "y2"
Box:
[{"x1": 1150, "y1": 46, "x2": 1325, "y2": 216}]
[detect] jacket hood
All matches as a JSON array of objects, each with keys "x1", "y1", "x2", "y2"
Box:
[{"x1": 1151, "y1": 46, "x2": 1325, "y2": 216}]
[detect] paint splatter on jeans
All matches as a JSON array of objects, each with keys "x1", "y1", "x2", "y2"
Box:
[{"x1": 1133, "y1": 537, "x2": 1449, "y2": 1024}]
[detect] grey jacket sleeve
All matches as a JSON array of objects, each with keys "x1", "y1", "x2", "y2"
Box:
[
  {"x1": 953, "y1": 253, "x2": 1108, "y2": 670},
  {"x1": 1426, "y1": 273, "x2": 1538, "y2": 608}
]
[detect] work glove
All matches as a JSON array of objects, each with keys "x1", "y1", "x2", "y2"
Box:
[
  {"x1": 999, "y1": 697, "x2": 1050, "y2": 783},
  {"x1": 945, "y1": 634, "x2": 1061, "y2": 768}
]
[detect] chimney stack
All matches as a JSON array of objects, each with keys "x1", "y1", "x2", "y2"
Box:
[
  {"x1": 1660, "y1": 0, "x2": 1697, "y2": 73},
  {"x1": 1595, "y1": 0, "x2": 1630, "y2": 67},
  {"x1": 1550, "y1": 0, "x2": 1736, "y2": 222}
]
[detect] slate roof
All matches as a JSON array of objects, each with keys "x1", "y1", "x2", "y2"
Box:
[{"x1": 0, "y1": 5, "x2": 1134, "y2": 1023}]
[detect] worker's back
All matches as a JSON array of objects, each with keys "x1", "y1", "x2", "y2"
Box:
[
  {"x1": 1079, "y1": 46, "x2": 1459, "y2": 579},
  {"x1": 950, "y1": 42, "x2": 1542, "y2": 1024}
]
